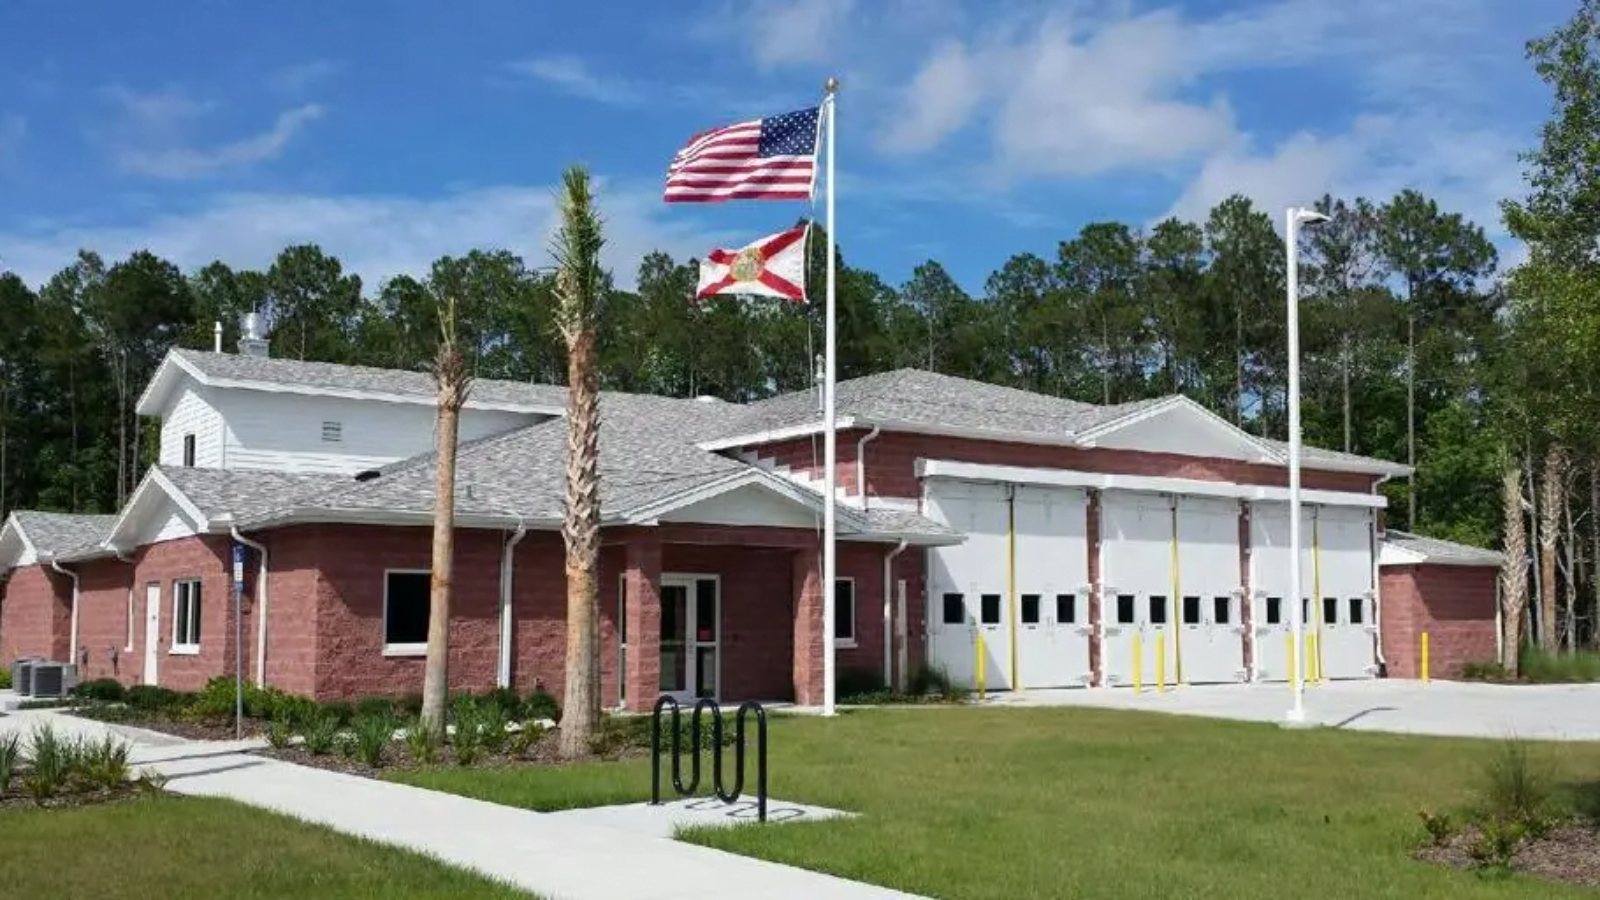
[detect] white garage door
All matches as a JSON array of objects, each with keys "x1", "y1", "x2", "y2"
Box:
[
  {"x1": 1014, "y1": 486, "x2": 1092, "y2": 689},
  {"x1": 1251, "y1": 502, "x2": 1320, "y2": 683},
  {"x1": 1100, "y1": 491, "x2": 1176, "y2": 687},
  {"x1": 1314, "y1": 506, "x2": 1377, "y2": 679},
  {"x1": 1174, "y1": 496, "x2": 1246, "y2": 684},
  {"x1": 925, "y1": 480, "x2": 1012, "y2": 690}
]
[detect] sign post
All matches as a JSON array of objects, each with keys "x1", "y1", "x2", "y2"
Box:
[{"x1": 232, "y1": 544, "x2": 246, "y2": 739}]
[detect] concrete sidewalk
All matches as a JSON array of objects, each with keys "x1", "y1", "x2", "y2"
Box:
[
  {"x1": 1000, "y1": 678, "x2": 1600, "y2": 741},
  {"x1": 0, "y1": 710, "x2": 923, "y2": 900}
]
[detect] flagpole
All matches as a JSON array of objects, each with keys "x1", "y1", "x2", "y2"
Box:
[{"x1": 821, "y1": 77, "x2": 839, "y2": 717}]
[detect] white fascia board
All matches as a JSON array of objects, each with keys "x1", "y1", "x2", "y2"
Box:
[
  {"x1": 211, "y1": 378, "x2": 563, "y2": 415},
  {"x1": 231, "y1": 505, "x2": 557, "y2": 532},
  {"x1": 696, "y1": 416, "x2": 858, "y2": 452},
  {"x1": 916, "y1": 459, "x2": 1386, "y2": 509},
  {"x1": 0, "y1": 516, "x2": 34, "y2": 571},
  {"x1": 103, "y1": 469, "x2": 210, "y2": 551},
  {"x1": 1075, "y1": 396, "x2": 1279, "y2": 464},
  {"x1": 1292, "y1": 454, "x2": 1413, "y2": 477},
  {"x1": 1377, "y1": 543, "x2": 1429, "y2": 567},
  {"x1": 867, "y1": 418, "x2": 1080, "y2": 448},
  {"x1": 624, "y1": 467, "x2": 874, "y2": 532},
  {"x1": 838, "y1": 530, "x2": 965, "y2": 547},
  {"x1": 134, "y1": 353, "x2": 205, "y2": 416}
]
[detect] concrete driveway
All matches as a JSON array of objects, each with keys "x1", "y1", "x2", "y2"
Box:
[{"x1": 996, "y1": 679, "x2": 1600, "y2": 741}]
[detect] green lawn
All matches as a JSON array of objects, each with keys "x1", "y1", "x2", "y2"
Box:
[
  {"x1": 391, "y1": 706, "x2": 1600, "y2": 900},
  {"x1": 0, "y1": 793, "x2": 533, "y2": 900}
]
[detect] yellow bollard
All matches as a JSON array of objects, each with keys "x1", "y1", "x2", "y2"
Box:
[
  {"x1": 1421, "y1": 632, "x2": 1430, "y2": 684},
  {"x1": 1133, "y1": 631, "x2": 1144, "y2": 693},
  {"x1": 976, "y1": 632, "x2": 987, "y2": 699},
  {"x1": 1157, "y1": 631, "x2": 1167, "y2": 692},
  {"x1": 1310, "y1": 631, "x2": 1321, "y2": 684}
]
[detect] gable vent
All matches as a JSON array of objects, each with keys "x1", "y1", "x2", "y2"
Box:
[{"x1": 321, "y1": 421, "x2": 343, "y2": 443}]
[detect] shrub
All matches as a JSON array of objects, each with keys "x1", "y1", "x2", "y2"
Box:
[
  {"x1": 451, "y1": 698, "x2": 485, "y2": 766},
  {"x1": 836, "y1": 667, "x2": 887, "y2": 701},
  {"x1": 265, "y1": 717, "x2": 294, "y2": 750},
  {"x1": 1459, "y1": 661, "x2": 1511, "y2": 682},
  {"x1": 1418, "y1": 809, "x2": 1456, "y2": 846},
  {"x1": 1481, "y1": 738, "x2": 1556, "y2": 833},
  {"x1": 479, "y1": 687, "x2": 524, "y2": 720},
  {"x1": 274, "y1": 694, "x2": 321, "y2": 730},
  {"x1": 189, "y1": 677, "x2": 243, "y2": 718},
  {"x1": 508, "y1": 723, "x2": 544, "y2": 757},
  {"x1": 352, "y1": 712, "x2": 394, "y2": 767},
  {"x1": 354, "y1": 696, "x2": 397, "y2": 720},
  {"x1": 908, "y1": 663, "x2": 965, "y2": 701},
  {"x1": 23, "y1": 723, "x2": 69, "y2": 802},
  {"x1": 0, "y1": 733, "x2": 19, "y2": 793},
  {"x1": 126, "y1": 685, "x2": 186, "y2": 712},
  {"x1": 81, "y1": 734, "x2": 131, "y2": 790},
  {"x1": 1519, "y1": 647, "x2": 1600, "y2": 683},
  {"x1": 524, "y1": 688, "x2": 561, "y2": 724},
  {"x1": 1468, "y1": 816, "x2": 1527, "y2": 873},
  {"x1": 0, "y1": 666, "x2": 10, "y2": 690},
  {"x1": 74, "y1": 678, "x2": 127, "y2": 703},
  {"x1": 320, "y1": 701, "x2": 355, "y2": 727},
  {"x1": 302, "y1": 712, "x2": 341, "y2": 756},
  {"x1": 404, "y1": 720, "x2": 441, "y2": 765},
  {"x1": 396, "y1": 693, "x2": 424, "y2": 718}
]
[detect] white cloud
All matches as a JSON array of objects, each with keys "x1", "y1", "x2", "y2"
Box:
[
  {"x1": 0, "y1": 180, "x2": 737, "y2": 292},
  {"x1": 99, "y1": 85, "x2": 324, "y2": 179},
  {"x1": 742, "y1": 0, "x2": 855, "y2": 69},
  {"x1": 506, "y1": 56, "x2": 639, "y2": 106},
  {"x1": 876, "y1": 42, "x2": 981, "y2": 154}
]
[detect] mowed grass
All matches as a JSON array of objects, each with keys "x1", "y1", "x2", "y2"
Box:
[
  {"x1": 392, "y1": 706, "x2": 1600, "y2": 900},
  {"x1": 0, "y1": 793, "x2": 533, "y2": 900}
]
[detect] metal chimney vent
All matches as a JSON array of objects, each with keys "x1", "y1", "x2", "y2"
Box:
[{"x1": 238, "y1": 311, "x2": 271, "y2": 358}]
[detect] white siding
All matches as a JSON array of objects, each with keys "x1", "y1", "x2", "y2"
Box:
[
  {"x1": 217, "y1": 390, "x2": 541, "y2": 475},
  {"x1": 159, "y1": 386, "x2": 224, "y2": 468}
]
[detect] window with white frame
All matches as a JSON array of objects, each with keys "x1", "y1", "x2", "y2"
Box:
[
  {"x1": 171, "y1": 579, "x2": 202, "y2": 653},
  {"x1": 833, "y1": 577, "x2": 856, "y2": 645},
  {"x1": 182, "y1": 434, "x2": 196, "y2": 467},
  {"x1": 384, "y1": 570, "x2": 430, "y2": 654}
]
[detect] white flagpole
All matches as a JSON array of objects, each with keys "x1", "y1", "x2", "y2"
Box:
[{"x1": 821, "y1": 78, "x2": 839, "y2": 716}]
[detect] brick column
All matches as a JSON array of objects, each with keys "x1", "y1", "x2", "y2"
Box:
[
  {"x1": 791, "y1": 544, "x2": 825, "y2": 705},
  {"x1": 623, "y1": 532, "x2": 662, "y2": 712}
]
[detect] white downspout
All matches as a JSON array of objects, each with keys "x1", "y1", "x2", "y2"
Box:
[
  {"x1": 49, "y1": 556, "x2": 81, "y2": 667},
  {"x1": 856, "y1": 426, "x2": 881, "y2": 509},
  {"x1": 231, "y1": 527, "x2": 269, "y2": 685},
  {"x1": 1371, "y1": 473, "x2": 1394, "y2": 672},
  {"x1": 882, "y1": 539, "x2": 908, "y2": 689},
  {"x1": 498, "y1": 517, "x2": 528, "y2": 688}
]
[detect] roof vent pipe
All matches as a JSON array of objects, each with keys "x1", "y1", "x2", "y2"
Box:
[
  {"x1": 238, "y1": 311, "x2": 271, "y2": 358},
  {"x1": 213, "y1": 321, "x2": 223, "y2": 353}
]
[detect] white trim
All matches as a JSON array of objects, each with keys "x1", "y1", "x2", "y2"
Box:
[
  {"x1": 696, "y1": 417, "x2": 858, "y2": 452},
  {"x1": 659, "y1": 572, "x2": 722, "y2": 701},
  {"x1": 170, "y1": 577, "x2": 202, "y2": 653},
  {"x1": 0, "y1": 515, "x2": 35, "y2": 570},
  {"x1": 383, "y1": 568, "x2": 432, "y2": 654},
  {"x1": 834, "y1": 576, "x2": 857, "y2": 648},
  {"x1": 1076, "y1": 397, "x2": 1279, "y2": 464},
  {"x1": 1376, "y1": 541, "x2": 1500, "y2": 568},
  {"x1": 916, "y1": 459, "x2": 1387, "y2": 509},
  {"x1": 104, "y1": 468, "x2": 211, "y2": 552}
]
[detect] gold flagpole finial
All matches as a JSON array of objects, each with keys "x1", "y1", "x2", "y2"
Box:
[{"x1": 825, "y1": 77, "x2": 839, "y2": 95}]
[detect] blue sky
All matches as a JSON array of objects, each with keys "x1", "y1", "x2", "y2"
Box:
[{"x1": 0, "y1": 0, "x2": 1572, "y2": 294}]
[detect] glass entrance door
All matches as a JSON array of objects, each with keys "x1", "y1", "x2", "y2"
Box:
[{"x1": 660, "y1": 575, "x2": 719, "y2": 701}]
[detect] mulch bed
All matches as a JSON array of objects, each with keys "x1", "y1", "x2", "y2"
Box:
[
  {"x1": 251, "y1": 728, "x2": 652, "y2": 778},
  {"x1": 0, "y1": 781, "x2": 155, "y2": 813},
  {"x1": 66, "y1": 707, "x2": 264, "y2": 742},
  {"x1": 1415, "y1": 822, "x2": 1600, "y2": 888}
]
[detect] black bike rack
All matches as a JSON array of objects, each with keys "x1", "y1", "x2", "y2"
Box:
[{"x1": 650, "y1": 695, "x2": 768, "y2": 823}]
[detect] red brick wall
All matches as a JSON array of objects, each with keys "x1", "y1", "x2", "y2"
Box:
[
  {"x1": 507, "y1": 534, "x2": 623, "y2": 707},
  {"x1": 1380, "y1": 564, "x2": 1498, "y2": 679},
  {"x1": 0, "y1": 565, "x2": 71, "y2": 664},
  {"x1": 259, "y1": 528, "x2": 321, "y2": 696},
  {"x1": 73, "y1": 558, "x2": 137, "y2": 683},
  {"x1": 753, "y1": 430, "x2": 1377, "y2": 500},
  {"x1": 133, "y1": 536, "x2": 238, "y2": 693}
]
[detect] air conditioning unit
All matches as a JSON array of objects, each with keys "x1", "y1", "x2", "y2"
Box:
[
  {"x1": 27, "y1": 662, "x2": 78, "y2": 699},
  {"x1": 12, "y1": 657, "x2": 43, "y2": 695}
]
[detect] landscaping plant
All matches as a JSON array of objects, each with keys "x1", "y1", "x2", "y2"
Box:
[
  {"x1": 82, "y1": 734, "x2": 131, "y2": 790},
  {"x1": 22, "y1": 723, "x2": 70, "y2": 802},
  {"x1": 404, "y1": 719, "x2": 441, "y2": 765},
  {"x1": 450, "y1": 698, "x2": 484, "y2": 766},
  {"x1": 353, "y1": 712, "x2": 394, "y2": 768},
  {"x1": 302, "y1": 711, "x2": 341, "y2": 756},
  {"x1": 265, "y1": 716, "x2": 294, "y2": 750},
  {"x1": 0, "y1": 732, "x2": 19, "y2": 793}
]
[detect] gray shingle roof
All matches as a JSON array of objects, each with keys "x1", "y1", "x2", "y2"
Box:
[
  {"x1": 1256, "y1": 437, "x2": 1411, "y2": 476},
  {"x1": 10, "y1": 511, "x2": 118, "y2": 558},
  {"x1": 1381, "y1": 530, "x2": 1504, "y2": 567},
  {"x1": 172, "y1": 349, "x2": 569, "y2": 411},
  {"x1": 158, "y1": 467, "x2": 349, "y2": 519}
]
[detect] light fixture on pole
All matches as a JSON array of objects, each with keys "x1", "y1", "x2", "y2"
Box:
[{"x1": 1284, "y1": 205, "x2": 1328, "y2": 726}]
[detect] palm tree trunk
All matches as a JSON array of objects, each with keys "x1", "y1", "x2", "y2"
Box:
[
  {"x1": 420, "y1": 345, "x2": 466, "y2": 732},
  {"x1": 1539, "y1": 445, "x2": 1566, "y2": 653},
  {"x1": 1500, "y1": 465, "x2": 1530, "y2": 676},
  {"x1": 559, "y1": 326, "x2": 602, "y2": 758}
]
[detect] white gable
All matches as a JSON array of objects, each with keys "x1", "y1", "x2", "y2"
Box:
[
  {"x1": 0, "y1": 517, "x2": 36, "y2": 571},
  {"x1": 1080, "y1": 399, "x2": 1274, "y2": 463},
  {"x1": 106, "y1": 472, "x2": 208, "y2": 551},
  {"x1": 659, "y1": 483, "x2": 823, "y2": 529}
]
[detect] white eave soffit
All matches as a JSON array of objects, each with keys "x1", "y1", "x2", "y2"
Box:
[{"x1": 916, "y1": 459, "x2": 1386, "y2": 509}]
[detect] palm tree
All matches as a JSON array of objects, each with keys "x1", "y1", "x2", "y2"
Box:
[
  {"x1": 553, "y1": 165, "x2": 605, "y2": 758},
  {"x1": 420, "y1": 288, "x2": 472, "y2": 733}
]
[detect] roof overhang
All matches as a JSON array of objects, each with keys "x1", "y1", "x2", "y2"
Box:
[
  {"x1": 227, "y1": 505, "x2": 564, "y2": 532},
  {"x1": 1075, "y1": 397, "x2": 1280, "y2": 465},
  {"x1": 102, "y1": 468, "x2": 213, "y2": 552},
  {"x1": 1377, "y1": 540, "x2": 1503, "y2": 568},
  {"x1": 917, "y1": 459, "x2": 1387, "y2": 509},
  {"x1": 0, "y1": 514, "x2": 36, "y2": 572},
  {"x1": 136, "y1": 351, "x2": 565, "y2": 418}
]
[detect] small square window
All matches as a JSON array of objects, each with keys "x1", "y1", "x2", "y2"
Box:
[
  {"x1": 1213, "y1": 596, "x2": 1231, "y2": 625},
  {"x1": 1322, "y1": 597, "x2": 1338, "y2": 625},
  {"x1": 980, "y1": 594, "x2": 1002, "y2": 625},
  {"x1": 942, "y1": 593, "x2": 964, "y2": 625},
  {"x1": 1348, "y1": 597, "x2": 1365, "y2": 625},
  {"x1": 384, "y1": 571, "x2": 430, "y2": 652},
  {"x1": 1116, "y1": 594, "x2": 1136, "y2": 624},
  {"x1": 1055, "y1": 594, "x2": 1076, "y2": 624},
  {"x1": 1149, "y1": 595, "x2": 1168, "y2": 625},
  {"x1": 321, "y1": 421, "x2": 343, "y2": 443},
  {"x1": 1182, "y1": 595, "x2": 1201, "y2": 625},
  {"x1": 1266, "y1": 597, "x2": 1283, "y2": 625},
  {"x1": 1020, "y1": 594, "x2": 1041, "y2": 625}
]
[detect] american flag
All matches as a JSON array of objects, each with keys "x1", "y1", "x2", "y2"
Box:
[{"x1": 664, "y1": 107, "x2": 819, "y2": 203}]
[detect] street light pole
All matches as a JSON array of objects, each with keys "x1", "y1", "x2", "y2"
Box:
[{"x1": 1285, "y1": 205, "x2": 1328, "y2": 726}]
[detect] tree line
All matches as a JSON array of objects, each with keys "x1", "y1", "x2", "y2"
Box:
[{"x1": 3, "y1": 4, "x2": 1598, "y2": 661}]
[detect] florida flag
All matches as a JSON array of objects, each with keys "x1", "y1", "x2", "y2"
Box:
[{"x1": 696, "y1": 223, "x2": 809, "y2": 302}]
